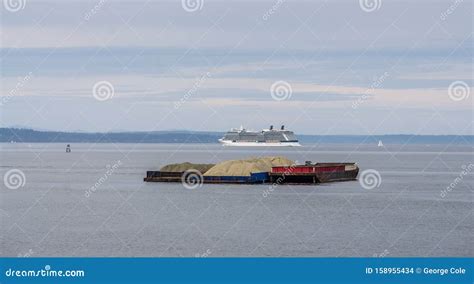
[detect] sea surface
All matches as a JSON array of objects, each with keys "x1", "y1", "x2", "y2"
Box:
[{"x1": 1, "y1": 143, "x2": 472, "y2": 257}]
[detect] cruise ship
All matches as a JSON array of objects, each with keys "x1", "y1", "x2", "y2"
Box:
[{"x1": 219, "y1": 125, "x2": 301, "y2": 147}]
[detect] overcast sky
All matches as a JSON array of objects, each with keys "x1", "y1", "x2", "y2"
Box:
[{"x1": 1, "y1": 0, "x2": 472, "y2": 134}]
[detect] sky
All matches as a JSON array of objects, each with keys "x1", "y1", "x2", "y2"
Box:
[{"x1": 1, "y1": 0, "x2": 472, "y2": 135}]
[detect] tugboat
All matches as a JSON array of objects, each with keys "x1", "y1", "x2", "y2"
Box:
[{"x1": 219, "y1": 125, "x2": 301, "y2": 147}]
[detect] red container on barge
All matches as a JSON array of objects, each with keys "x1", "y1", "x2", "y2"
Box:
[{"x1": 270, "y1": 162, "x2": 359, "y2": 184}]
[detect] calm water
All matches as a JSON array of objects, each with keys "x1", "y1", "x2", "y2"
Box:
[{"x1": 1, "y1": 143, "x2": 472, "y2": 257}]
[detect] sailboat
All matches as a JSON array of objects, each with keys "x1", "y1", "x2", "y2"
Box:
[{"x1": 377, "y1": 140, "x2": 383, "y2": 147}]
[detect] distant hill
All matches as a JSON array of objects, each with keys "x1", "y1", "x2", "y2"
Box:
[
  {"x1": 0, "y1": 128, "x2": 220, "y2": 143},
  {"x1": 0, "y1": 128, "x2": 472, "y2": 144}
]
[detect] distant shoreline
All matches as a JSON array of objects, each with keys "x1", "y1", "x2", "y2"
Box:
[{"x1": 1, "y1": 128, "x2": 472, "y2": 144}]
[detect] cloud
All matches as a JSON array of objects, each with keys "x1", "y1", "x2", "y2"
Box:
[
  {"x1": 2, "y1": 74, "x2": 468, "y2": 109},
  {"x1": 1, "y1": 0, "x2": 472, "y2": 134},
  {"x1": 1, "y1": 1, "x2": 471, "y2": 50}
]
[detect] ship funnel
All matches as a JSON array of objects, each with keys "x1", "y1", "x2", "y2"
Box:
[
  {"x1": 281, "y1": 125, "x2": 285, "y2": 130},
  {"x1": 270, "y1": 125, "x2": 273, "y2": 130}
]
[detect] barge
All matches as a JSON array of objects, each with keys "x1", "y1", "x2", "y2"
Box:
[{"x1": 144, "y1": 161, "x2": 358, "y2": 185}]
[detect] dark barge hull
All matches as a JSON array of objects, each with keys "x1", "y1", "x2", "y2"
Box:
[
  {"x1": 144, "y1": 171, "x2": 182, "y2": 182},
  {"x1": 144, "y1": 171, "x2": 269, "y2": 184}
]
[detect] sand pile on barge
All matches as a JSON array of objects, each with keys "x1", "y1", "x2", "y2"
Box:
[
  {"x1": 203, "y1": 156, "x2": 294, "y2": 177},
  {"x1": 160, "y1": 162, "x2": 215, "y2": 174}
]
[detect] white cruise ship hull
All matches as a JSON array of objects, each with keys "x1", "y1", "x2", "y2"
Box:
[{"x1": 219, "y1": 139, "x2": 301, "y2": 147}]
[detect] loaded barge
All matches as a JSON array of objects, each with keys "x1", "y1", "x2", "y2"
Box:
[{"x1": 144, "y1": 161, "x2": 358, "y2": 185}]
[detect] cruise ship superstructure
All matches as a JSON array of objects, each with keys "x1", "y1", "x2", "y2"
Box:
[{"x1": 219, "y1": 125, "x2": 301, "y2": 147}]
